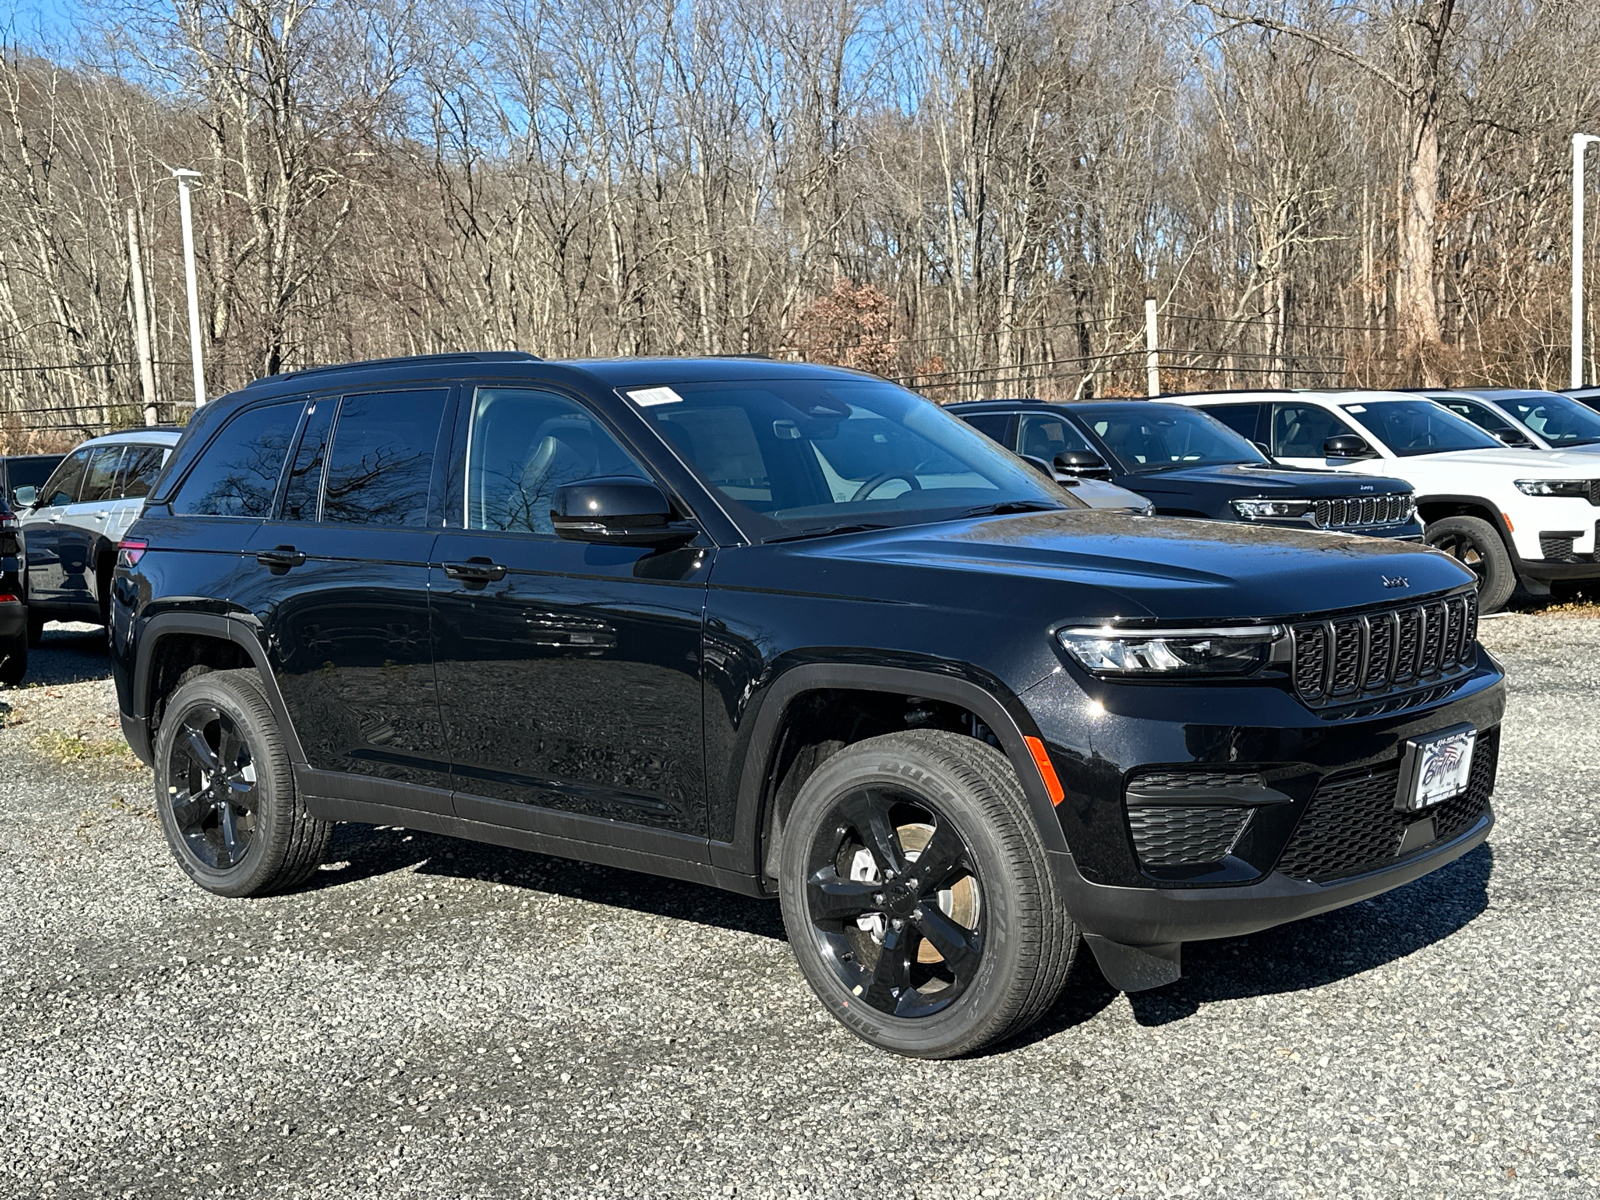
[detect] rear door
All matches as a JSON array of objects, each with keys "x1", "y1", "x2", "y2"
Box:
[
  {"x1": 430, "y1": 383, "x2": 713, "y2": 836},
  {"x1": 23, "y1": 448, "x2": 91, "y2": 605},
  {"x1": 244, "y1": 388, "x2": 454, "y2": 795}
]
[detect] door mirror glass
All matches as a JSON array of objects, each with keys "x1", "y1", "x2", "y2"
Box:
[
  {"x1": 1053, "y1": 449, "x2": 1107, "y2": 476},
  {"x1": 552, "y1": 477, "x2": 692, "y2": 546},
  {"x1": 11, "y1": 485, "x2": 36, "y2": 508},
  {"x1": 1323, "y1": 434, "x2": 1375, "y2": 460}
]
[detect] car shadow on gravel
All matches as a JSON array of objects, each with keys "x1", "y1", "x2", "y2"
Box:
[
  {"x1": 10, "y1": 622, "x2": 111, "y2": 688},
  {"x1": 306, "y1": 822, "x2": 789, "y2": 940},
  {"x1": 1122, "y1": 843, "x2": 1494, "y2": 1027}
]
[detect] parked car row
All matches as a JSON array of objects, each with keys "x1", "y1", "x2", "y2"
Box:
[{"x1": 953, "y1": 387, "x2": 1600, "y2": 615}]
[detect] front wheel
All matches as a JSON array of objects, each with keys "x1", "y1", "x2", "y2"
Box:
[
  {"x1": 153, "y1": 669, "x2": 331, "y2": 897},
  {"x1": 1424, "y1": 515, "x2": 1515, "y2": 613},
  {"x1": 778, "y1": 730, "x2": 1077, "y2": 1058}
]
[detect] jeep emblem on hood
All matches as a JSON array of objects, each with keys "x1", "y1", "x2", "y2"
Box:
[{"x1": 1382, "y1": 575, "x2": 1410, "y2": 589}]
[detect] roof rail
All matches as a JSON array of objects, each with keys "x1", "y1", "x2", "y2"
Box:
[{"x1": 242, "y1": 351, "x2": 542, "y2": 388}]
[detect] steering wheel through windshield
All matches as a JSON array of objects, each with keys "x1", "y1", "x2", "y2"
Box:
[{"x1": 851, "y1": 471, "x2": 923, "y2": 503}]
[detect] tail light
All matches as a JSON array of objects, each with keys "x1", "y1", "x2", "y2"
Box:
[
  {"x1": 118, "y1": 538, "x2": 149, "y2": 568},
  {"x1": 0, "y1": 594, "x2": 17, "y2": 605},
  {"x1": 0, "y1": 513, "x2": 16, "y2": 530}
]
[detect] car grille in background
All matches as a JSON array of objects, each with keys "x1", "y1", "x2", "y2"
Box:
[
  {"x1": 1313, "y1": 495, "x2": 1412, "y2": 529},
  {"x1": 1292, "y1": 591, "x2": 1477, "y2": 708},
  {"x1": 1126, "y1": 804, "x2": 1252, "y2": 867},
  {"x1": 1274, "y1": 729, "x2": 1498, "y2": 883}
]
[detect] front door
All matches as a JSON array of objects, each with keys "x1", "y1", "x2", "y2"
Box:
[
  {"x1": 243, "y1": 389, "x2": 454, "y2": 796},
  {"x1": 56, "y1": 444, "x2": 127, "y2": 616},
  {"x1": 430, "y1": 385, "x2": 712, "y2": 836},
  {"x1": 23, "y1": 447, "x2": 91, "y2": 605},
  {"x1": 1270, "y1": 402, "x2": 1368, "y2": 469}
]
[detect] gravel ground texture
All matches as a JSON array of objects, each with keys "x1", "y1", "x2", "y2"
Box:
[{"x1": 0, "y1": 615, "x2": 1596, "y2": 1200}]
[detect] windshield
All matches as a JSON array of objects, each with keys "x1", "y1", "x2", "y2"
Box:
[
  {"x1": 625, "y1": 378, "x2": 1079, "y2": 538},
  {"x1": 1493, "y1": 392, "x2": 1600, "y2": 446},
  {"x1": 1074, "y1": 403, "x2": 1269, "y2": 473},
  {"x1": 1340, "y1": 399, "x2": 1502, "y2": 456}
]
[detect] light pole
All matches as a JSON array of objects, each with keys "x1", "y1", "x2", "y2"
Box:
[
  {"x1": 1572, "y1": 134, "x2": 1600, "y2": 389},
  {"x1": 172, "y1": 168, "x2": 207, "y2": 407}
]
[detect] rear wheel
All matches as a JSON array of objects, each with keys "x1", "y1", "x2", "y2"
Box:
[
  {"x1": 778, "y1": 730, "x2": 1077, "y2": 1058},
  {"x1": 1425, "y1": 515, "x2": 1515, "y2": 613},
  {"x1": 153, "y1": 669, "x2": 331, "y2": 897}
]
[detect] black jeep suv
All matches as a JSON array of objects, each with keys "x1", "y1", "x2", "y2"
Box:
[
  {"x1": 951, "y1": 398, "x2": 1423, "y2": 538},
  {"x1": 113, "y1": 354, "x2": 1503, "y2": 1058}
]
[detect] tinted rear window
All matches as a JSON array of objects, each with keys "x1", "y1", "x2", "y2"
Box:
[
  {"x1": 322, "y1": 390, "x2": 448, "y2": 527},
  {"x1": 173, "y1": 402, "x2": 304, "y2": 517}
]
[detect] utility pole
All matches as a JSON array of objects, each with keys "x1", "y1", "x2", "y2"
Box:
[
  {"x1": 172, "y1": 168, "x2": 207, "y2": 407},
  {"x1": 1144, "y1": 297, "x2": 1160, "y2": 396},
  {"x1": 126, "y1": 208, "x2": 158, "y2": 426},
  {"x1": 1572, "y1": 134, "x2": 1600, "y2": 389}
]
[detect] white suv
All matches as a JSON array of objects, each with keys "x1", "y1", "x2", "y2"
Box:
[{"x1": 1170, "y1": 389, "x2": 1600, "y2": 611}]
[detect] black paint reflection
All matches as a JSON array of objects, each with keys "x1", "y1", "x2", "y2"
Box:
[{"x1": 172, "y1": 402, "x2": 303, "y2": 518}]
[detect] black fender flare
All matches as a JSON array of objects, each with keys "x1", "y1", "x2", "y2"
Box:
[
  {"x1": 129, "y1": 610, "x2": 308, "y2": 765},
  {"x1": 713, "y1": 662, "x2": 1071, "y2": 883}
]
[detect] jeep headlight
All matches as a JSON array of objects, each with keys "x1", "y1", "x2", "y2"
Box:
[
  {"x1": 1057, "y1": 624, "x2": 1286, "y2": 676},
  {"x1": 1513, "y1": 479, "x2": 1594, "y2": 497},
  {"x1": 1231, "y1": 498, "x2": 1314, "y2": 521}
]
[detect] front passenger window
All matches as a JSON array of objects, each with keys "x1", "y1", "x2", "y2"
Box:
[
  {"x1": 80, "y1": 446, "x2": 126, "y2": 504},
  {"x1": 37, "y1": 449, "x2": 91, "y2": 509},
  {"x1": 467, "y1": 389, "x2": 649, "y2": 535}
]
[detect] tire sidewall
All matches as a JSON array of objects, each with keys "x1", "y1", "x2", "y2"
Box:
[
  {"x1": 153, "y1": 673, "x2": 291, "y2": 898},
  {"x1": 778, "y1": 739, "x2": 1036, "y2": 1058},
  {"x1": 1425, "y1": 515, "x2": 1513, "y2": 612}
]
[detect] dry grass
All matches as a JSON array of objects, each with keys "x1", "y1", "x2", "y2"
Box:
[{"x1": 30, "y1": 727, "x2": 141, "y2": 767}]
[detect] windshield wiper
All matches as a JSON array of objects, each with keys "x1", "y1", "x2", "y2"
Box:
[
  {"x1": 764, "y1": 522, "x2": 893, "y2": 544},
  {"x1": 956, "y1": 500, "x2": 1064, "y2": 519}
]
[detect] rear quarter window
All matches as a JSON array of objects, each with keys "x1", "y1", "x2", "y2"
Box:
[{"x1": 172, "y1": 401, "x2": 305, "y2": 518}]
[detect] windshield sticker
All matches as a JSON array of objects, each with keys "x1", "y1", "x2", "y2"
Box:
[
  {"x1": 627, "y1": 386, "x2": 683, "y2": 407},
  {"x1": 1345, "y1": 404, "x2": 1367, "y2": 413}
]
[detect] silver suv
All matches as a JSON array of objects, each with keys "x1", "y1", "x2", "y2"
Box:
[{"x1": 21, "y1": 429, "x2": 181, "y2": 641}]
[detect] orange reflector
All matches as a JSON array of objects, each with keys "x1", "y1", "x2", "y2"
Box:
[
  {"x1": 1024, "y1": 735, "x2": 1065, "y2": 806},
  {"x1": 1502, "y1": 513, "x2": 1514, "y2": 533}
]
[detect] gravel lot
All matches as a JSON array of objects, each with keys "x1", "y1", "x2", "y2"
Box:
[{"x1": 1, "y1": 616, "x2": 1596, "y2": 1200}]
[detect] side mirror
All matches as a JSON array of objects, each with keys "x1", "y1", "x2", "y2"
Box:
[
  {"x1": 1018, "y1": 453, "x2": 1056, "y2": 481},
  {"x1": 551, "y1": 477, "x2": 696, "y2": 547},
  {"x1": 1323, "y1": 434, "x2": 1375, "y2": 460},
  {"x1": 1250, "y1": 440, "x2": 1274, "y2": 460},
  {"x1": 1495, "y1": 428, "x2": 1533, "y2": 446},
  {"x1": 11, "y1": 485, "x2": 36, "y2": 508},
  {"x1": 1053, "y1": 449, "x2": 1110, "y2": 479}
]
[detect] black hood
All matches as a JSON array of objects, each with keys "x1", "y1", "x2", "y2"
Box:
[
  {"x1": 1126, "y1": 461, "x2": 1410, "y2": 499},
  {"x1": 801, "y1": 509, "x2": 1470, "y2": 624}
]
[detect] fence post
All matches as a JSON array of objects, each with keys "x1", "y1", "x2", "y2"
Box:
[
  {"x1": 127, "y1": 208, "x2": 159, "y2": 426},
  {"x1": 1144, "y1": 297, "x2": 1160, "y2": 396}
]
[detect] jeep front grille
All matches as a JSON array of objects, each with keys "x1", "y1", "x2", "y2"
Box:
[
  {"x1": 1313, "y1": 494, "x2": 1413, "y2": 529},
  {"x1": 1291, "y1": 590, "x2": 1477, "y2": 708}
]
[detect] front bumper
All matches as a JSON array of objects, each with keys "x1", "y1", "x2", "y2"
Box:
[{"x1": 1049, "y1": 804, "x2": 1490, "y2": 948}]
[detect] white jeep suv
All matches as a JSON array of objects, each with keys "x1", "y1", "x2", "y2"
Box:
[{"x1": 1170, "y1": 389, "x2": 1600, "y2": 611}]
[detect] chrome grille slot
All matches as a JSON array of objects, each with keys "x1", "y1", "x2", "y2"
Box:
[
  {"x1": 1311, "y1": 493, "x2": 1412, "y2": 529},
  {"x1": 1291, "y1": 590, "x2": 1478, "y2": 711}
]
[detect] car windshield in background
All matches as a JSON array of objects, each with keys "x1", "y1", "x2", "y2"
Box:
[
  {"x1": 1341, "y1": 399, "x2": 1501, "y2": 456},
  {"x1": 1074, "y1": 404, "x2": 1269, "y2": 473},
  {"x1": 623, "y1": 379, "x2": 1078, "y2": 538},
  {"x1": 1496, "y1": 393, "x2": 1600, "y2": 446}
]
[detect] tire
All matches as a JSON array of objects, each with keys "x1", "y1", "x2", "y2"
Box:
[
  {"x1": 1424, "y1": 515, "x2": 1515, "y2": 613},
  {"x1": 778, "y1": 729, "x2": 1077, "y2": 1059},
  {"x1": 153, "y1": 668, "x2": 332, "y2": 897},
  {"x1": 0, "y1": 632, "x2": 25, "y2": 686}
]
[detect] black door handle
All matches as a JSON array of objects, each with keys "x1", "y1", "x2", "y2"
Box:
[
  {"x1": 256, "y1": 546, "x2": 307, "y2": 573},
  {"x1": 443, "y1": 559, "x2": 508, "y2": 584}
]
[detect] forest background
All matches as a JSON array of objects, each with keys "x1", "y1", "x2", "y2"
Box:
[{"x1": 4, "y1": 0, "x2": 1600, "y2": 438}]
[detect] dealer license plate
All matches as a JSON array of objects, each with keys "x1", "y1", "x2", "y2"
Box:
[{"x1": 1396, "y1": 724, "x2": 1476, "y2": 812}]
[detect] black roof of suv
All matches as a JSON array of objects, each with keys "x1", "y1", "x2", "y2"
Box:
[{"x1": 112, "y1": 355, "x2": 1504, "y2": 1057}]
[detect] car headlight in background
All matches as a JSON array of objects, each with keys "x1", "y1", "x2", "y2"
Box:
[
  {"x1": 1513, "y1": 479, "x2": 1596, "y2": 497},
  {"x1": 1057, "y1": 624, "x2": 1286, "y2": 676},
  {"x1": 1231, "y1": 498, "x2": 1315, "y2": 522}
]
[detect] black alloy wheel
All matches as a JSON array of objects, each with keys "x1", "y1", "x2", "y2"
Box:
[
  {"x1": 166, "y1": 702, "x2": 261, "y2": 870},
  {"x1": 1424, "y1": 515, "x2": 1515, "y2": 613},
  {"x1": 802, "y1": 788, "x2": 985, "y2": 1020},
  {"x1": 153, "y1": 669, "x2": 331, "y2": 897},
  {"x1": 779, "y1": 730, "x2": 1078, "y2": 1058}
]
